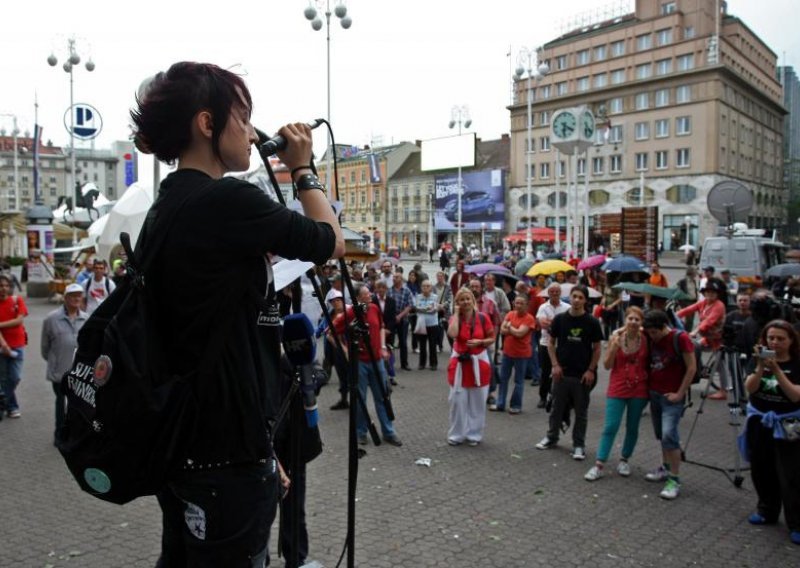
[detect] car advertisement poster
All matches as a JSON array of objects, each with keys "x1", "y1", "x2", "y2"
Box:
[{"x1": 434, "y1": 169, "x2": 505, "y2": 232}]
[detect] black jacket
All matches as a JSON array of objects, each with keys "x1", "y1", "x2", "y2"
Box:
[{"x1": 373, "y1": 293, "x2": 397, "y2": 334}]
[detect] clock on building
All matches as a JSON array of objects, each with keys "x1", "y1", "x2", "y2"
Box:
[
  {"x1": 582, "y1": 109, "x2": 596, "y2": 139},
  {"x1": 551, "y1": 109, "x2": 577, "y2": 141}
]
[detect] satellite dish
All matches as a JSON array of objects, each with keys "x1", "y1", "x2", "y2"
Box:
[{"x1": 706, "y1": 180, "x2": 753, "y2": 226}]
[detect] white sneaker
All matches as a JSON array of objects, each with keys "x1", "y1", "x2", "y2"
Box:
[
  {"x1": 617, "y1": 461, "x2": 631, "y2": 477},
  {"x1": 659, "y1": 478, "x2": 680, "y2": 500},
  {"x1": 584, "y1": 465, "x2": 603, "y2": 481},
  {"x1": 535, "y1": 437, "x2": 556, "y2": 450},
  {"x1": 645, "y1": 466, "x2": 668, "y2": 482},
  {"x1": 572, "y1": 447, "x2": 586, "y2": 460}
]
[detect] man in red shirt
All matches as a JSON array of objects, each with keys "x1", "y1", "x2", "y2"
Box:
[
  {"x1": 495, "y1": 295, "x2": 536, "y2": 413},
  {"x1": 642, "y1": 310, "x2": 696, "y2": 500},
  {"x1": 332, "y1": 284, "x2": 402, "y2": 447},
  {"x1": 0, "y1": 274, "x2": 27, "y2": 418}
]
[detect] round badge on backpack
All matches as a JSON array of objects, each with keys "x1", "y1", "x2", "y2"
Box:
[{"x1": 93, "y1": 355, "x2": 113, "y2": 387}]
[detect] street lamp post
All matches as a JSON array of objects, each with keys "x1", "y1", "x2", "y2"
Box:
[
  {"x1": 449, "y1": 105, "x2": 472, "y2": 254},
  {"x1": 47, "y1": 37, "x2": 95, "y2": 213},
  {"x1": 481, "y1": 222, "x2": 486, "y2": 255},
  {"x1": 684, "y1": 215, "x2": 692, "y2": 257},
  {"x1": 514, "y1": 47, "x2": 549, "y2": 259},
  {"x1": 0, "y1": 114, "x2": 20, "y2": 211},
  {"x1": 413, "y1": 224, "x2": 418, "y2": 252},
  {"x1": 304, "y1": 1, "x2": 352, "y2": 199}
]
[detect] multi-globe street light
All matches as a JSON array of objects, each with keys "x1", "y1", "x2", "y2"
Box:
[
  {"x1": 47, "y1": 37, "x2": 95, "y2": 212},
  {"x1": 449, "y1": 105, "x2": 472, "y2": 254},
  {"x1": 514, "y1": 46, "x2": 549, "y2": 259},
  {"x1": 304, "y1": 0, "x2": 352, "y2": 199}
]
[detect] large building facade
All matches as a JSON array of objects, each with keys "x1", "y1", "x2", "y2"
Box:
[
  {"x1": 509, "y1": 0, "x2": 786, "y2": 252},
  {"x1": 780, "y1": 66, "x2": 800, "y2": 198}
]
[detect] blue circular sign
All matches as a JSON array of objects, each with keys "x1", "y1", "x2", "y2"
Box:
[{"x1": 64, "y1": 103, "x2": 103, "y2": 140}]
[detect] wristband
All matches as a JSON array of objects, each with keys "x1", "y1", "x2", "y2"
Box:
[
  {"x1": 290, "y1": 165, "x2": 312, "y2": 177},
  {"x1": 295, "y1": 174, "x2": 325, "y2": 192}
]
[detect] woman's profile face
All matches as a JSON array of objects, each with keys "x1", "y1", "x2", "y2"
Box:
[{"x1": 217, "y1": 89, "x2": 257, "y2": 173}]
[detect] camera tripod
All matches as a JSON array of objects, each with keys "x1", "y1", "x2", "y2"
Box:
[{"x1": 681, "y1": 346, "x2": 749, "y2": 488}]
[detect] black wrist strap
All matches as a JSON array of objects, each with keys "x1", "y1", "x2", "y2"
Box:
[{"x1": 290, "y1": 165, "x2": 312, "y2": 177}]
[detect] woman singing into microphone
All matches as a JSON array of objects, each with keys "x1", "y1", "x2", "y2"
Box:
[{"x1": 130, "y1": 62, "x2": 344, "y2": 567}]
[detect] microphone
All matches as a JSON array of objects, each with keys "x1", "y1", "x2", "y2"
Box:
[
  {"x1": 282, "y1": 313, "x2": 320, "y2": 427},
  {"x1": 256, "y1": 119, "x2": 325, "y2": 155}
]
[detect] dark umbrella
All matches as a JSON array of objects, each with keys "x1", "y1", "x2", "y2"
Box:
[
  {"x1": 544, "y1": 252, "x2": 564, "y2": 260},
  {"x1": 765, "y1": 263, "x2": 800, "y2": 279},
  {"x1": 602, "y1": 255, "x2": 648, "y2": 273},
  {"x1": 514, "y1": 258, "x2": 535, "y2": 278},
  {"x1": 612, "y1": 282, "x2": 692, "y2": 301},
  {"x1": 487, "y1": 271, "x2": 520, "y2": 287}
]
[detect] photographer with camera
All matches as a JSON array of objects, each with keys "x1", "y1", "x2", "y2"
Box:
[{"x1": 742, "y1": 320, "x2": 800, "y2": 546}]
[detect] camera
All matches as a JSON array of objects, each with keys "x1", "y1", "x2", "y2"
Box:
[
  {"x1": 757, "y1": 348, "x2": 776, "y2": 359},
  {"x1": 457, "y1": 352, "x2": 472, "y2": 363}
]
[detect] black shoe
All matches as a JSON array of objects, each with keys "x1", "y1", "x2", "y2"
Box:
[
  {"x1": 486, "y1": 395, "x2": 496, "y2": 406},
  {"x1": 330, "y1": 399, "x2": 349, "y2": 410},
  {"x1": 389, "y1": 378, "x2": 398, "y2": 386},
  {"x1": 537, "y1": 399, "x2": 546, "y2": 409},
  {"x1": 358, "y1": 434, "x2": 368, "y2": 445},
  {"x1": 401, "y1": 365, "x2": 412, "y2": 371},
  {"x1": 383, "y1": 435, "x2": 403, "y2": 447}
]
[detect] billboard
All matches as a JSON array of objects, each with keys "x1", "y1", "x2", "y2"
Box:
[
  {"x1": 434, "y1": 169, "x2": 505, "y2": 232},
  {"x1": 421, "y1": 133, "x2": 476, "y2": 171}
]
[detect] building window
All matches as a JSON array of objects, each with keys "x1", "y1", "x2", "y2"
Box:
[
  {"x1": 528, "y1": 163, "x2": 535, "y2": 179},
  {"x1": 556, "y1": 54, "x2": 568, "y2": 70},
  {"x1": 541, "y1": 136, "x2": 551, "y2": 151},
  {"x1": 635, "y1": 63, "x2": 652, "y2": 79},
  {"x1": 609, "y1": 97, "x2": 624, "y2": 114},
  {"x1": 589, "y1": 190, "x2": 610, "y2": 206},
  {"x1": 656, "y1": 58, "x2": 672, "y2": 75},
  {"x1": 593, "y1": 73, "x2": 608, "y2": 88},
  {"x1": 610, "y1": 155, "x2": 623, "y2": 173},
  {"x1": 636, "y1": 34, "x2": 652, "y2": 51},
  {"x1": 655, "y1": 119, "x2": 670, "y2": 138},
  {"x1": 685, "y1": 26, "x2": 695, "y2": 39},
  {"x1": 677, "y1": 54, "x2": 695, "y2": 71},
  {"x1": 540, "y1": 163, "x2": 550, "y2": 179},
  {"x1": 592, "y1": 157, "x2": 604, "y2": 175},
  {"x1": 662, "y1": 2, "x2": 677, "y2": 14},
  {"x1": 541, "y1": 110, "x2": 550, "y2": 125},
  {"x1": 666, "y1": 185, "x2": 697, "y2": 203},
  {"x1": 609, "y1": 125, "x2": 623, "y2": 143},
  {"x1": 577, "y1": 158, "x2": 586, "y2": 176},
  {"x1": 547, "y1": 192, "x2": 567, "y2": 208},
  {"x1": 595, "y1": 130, "x2": 605, "y2": 145},
  {"x1": 349, "y1": 171, "x2": 356, "y2": 183},
  {"x1": 676, "y1": 85, "x2": 691, "y2": 103},
  {"x1": 526, "y1": 137, "x2": 536, "y2": 153},
  {"x1": 576, "y1": 49, "x2": 590, "y2": 65},
  {"x1": 557, "y1": 160, "x2": 566, "y2": 178},
  {"x1": 655, "y1": 89, "x2": 670, "y2": 107},
  {"x1": 576, "y1": 76, "x2": 590, "y2": 91},
  {"x1": 556, "y1": 81, "x2": 568, "y2": 95},
  {"x1": 656, "y1": 150, "x2": 669, "y2": 169},
  {"x1": 611, "y1": 40, "x2": 625, "y2": 57},
  {"x1": 360, "y1": 170, "x2": 366, "y2": 182},
  {"x1": 611, "y1": 68, "x2": 625, "y2": 84},
  {"x1": 635, "y1": 122, "x2": 650, "y2": 140},
  {"x1": 656, "y1": 28, "x2": 673, "y2": 46},
  {"x1": 635, "y1": 152, "x2": 648, "y2": 171},
  {"x1": 676, "y1": 116, "x2": 691, "y2": 135},
  {"x1": 594, "y1": 45, "x2": 607, "y2": 61},
  {"x1": 635, "y1": 92, "x2": 650, "y2": 110},
  {"x1": 540, "y1": 85, "x2": 551, "y2": 99},
  {"x1": 676, "y1": 148, "x2": 691, "y2": 168}
]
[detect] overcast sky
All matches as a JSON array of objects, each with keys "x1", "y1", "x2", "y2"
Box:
[{"x1": 1, "y1": 0, "x2": 797, "y2": 179}]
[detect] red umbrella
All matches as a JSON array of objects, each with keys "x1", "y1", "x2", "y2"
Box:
[
  {"x1": 578, "y1": 254, "x2": 607, "y2": 270},
  {"x1": 504, "y1": 227, "x2": 558, "y2": 243}
]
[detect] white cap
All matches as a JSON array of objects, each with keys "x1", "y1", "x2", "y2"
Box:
[
  {"x1": 329, "y1": 290, "x2": 343, "y2": 300},
  {"x1": 65, "y1": 283, "x2": 85, "y2": 295}
]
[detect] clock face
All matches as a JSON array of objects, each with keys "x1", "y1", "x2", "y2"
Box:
[
  {"x1": 582, "y1": 111, "x2": 596, "y2": 138},
  {"x1": 552, "y1": 111, "x2": 576, "y2": 139}
]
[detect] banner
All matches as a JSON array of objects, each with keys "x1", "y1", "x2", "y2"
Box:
[
  {"x1": 33, "y1": 124, "x2": 42, "y2": 202},
  {"x1": 434, "y1": 169, "x2": 505, "y2": 232}
]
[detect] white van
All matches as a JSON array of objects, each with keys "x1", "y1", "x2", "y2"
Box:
[{"x1": 699, "y1": 231, "x2": 785, "y2": 281}]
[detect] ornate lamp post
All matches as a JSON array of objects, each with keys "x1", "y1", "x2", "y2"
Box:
[
  {"x1": 514, "y1": 47, "x2": 549, "y2": 259},
  {"x1": 449, "y1": 105, "x2": 472, "y2": 254},
  {"x1": 304, "y1": 1, "x2": 352, "y2": 199}
]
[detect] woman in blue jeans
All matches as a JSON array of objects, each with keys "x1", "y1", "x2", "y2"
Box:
[{"x1": 585, "y1": 307, "x2": 649, "y2": 481}]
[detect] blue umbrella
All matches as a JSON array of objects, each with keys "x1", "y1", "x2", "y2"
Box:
[{"x1": 602, "y1": 255, "x2": 648, "y2": 273}]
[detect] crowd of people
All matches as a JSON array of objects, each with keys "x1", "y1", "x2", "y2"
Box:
[{"x1": 311, "y1": 247, "x2": 800, "y2": 546}]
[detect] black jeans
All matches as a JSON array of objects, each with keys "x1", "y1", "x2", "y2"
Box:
[
  {"x1": 538, "y1": 344, "x2": 553, "y2": 402},
  {"x1": 547, "y1": 375, "x2": 592, "y2": 448},
  {"x1": 52, "y1": 382, "x2": 66, "y2": 435},
  {"x1": 747, "y1": 417, "x2": 800, "y2": 531},
  {"x1": 156, "y1": 460, "x2": 279, "y2": 567},
  {"x1": 416, "y1": 326, "x2": 439, "y2": 368},
  {"x1": 279, "y1": 462, "x2": 308, "y2": 568}
]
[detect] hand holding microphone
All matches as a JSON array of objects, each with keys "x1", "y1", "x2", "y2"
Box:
[{"x1": 255, "y1": 119, "x2": 324, "y2": 173}]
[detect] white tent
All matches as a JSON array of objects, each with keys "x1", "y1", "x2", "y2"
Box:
[{"x1": 96, "y1": 182, "x2": 153, "y2": 262}]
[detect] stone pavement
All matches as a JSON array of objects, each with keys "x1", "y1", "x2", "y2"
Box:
[{"x1": 2, "y1": 297, "x2": 798, "y2": 567}]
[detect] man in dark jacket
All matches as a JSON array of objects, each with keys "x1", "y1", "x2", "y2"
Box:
[{"x1": 373, "y1": 280, "x2": 398, "y2": 384}]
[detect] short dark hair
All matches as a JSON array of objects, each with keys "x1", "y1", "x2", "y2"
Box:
[
  {"x1": 130, "y1": 62, "x2": 252, "y2": 165},
  {"x1": 643, "y1": 309, "x2": 670, "y2": 330},
  {"x1": 570, "y1": 284, "x2": 589, "y2": 300}
]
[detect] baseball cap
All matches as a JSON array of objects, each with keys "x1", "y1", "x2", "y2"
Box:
[
  {"x1": 65, "y1": 283, "x2": 85, "y2": 295},
  {"x1": 329, "y1": 289, "x2": 343, "y2": 300}
]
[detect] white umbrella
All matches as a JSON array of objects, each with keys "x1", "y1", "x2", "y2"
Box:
[
  {"x1": 678, "y1": 244, "x2": 696, "y2": 252},
  {"x1": 87, "y1": 213, "x2": 110, "y2": 243},
  {"x1": 97, "y1": 182, "x2": 153, "y2": 262},
  {"x1": 538, "y1": 282, "x2": 602, "y2": 299}
]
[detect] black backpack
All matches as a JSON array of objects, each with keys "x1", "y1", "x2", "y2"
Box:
[{"x1": 56, "y1": 185, "x2": 231, "y2": 505}]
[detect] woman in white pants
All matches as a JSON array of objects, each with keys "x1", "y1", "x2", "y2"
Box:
[{"x1": 446, "y1": 288, "x2": 495, "y2": 446}]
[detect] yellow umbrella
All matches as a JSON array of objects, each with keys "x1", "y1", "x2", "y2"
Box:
[{"x1": 527, "y1": 259, "x2": 574, "y2": 277}]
